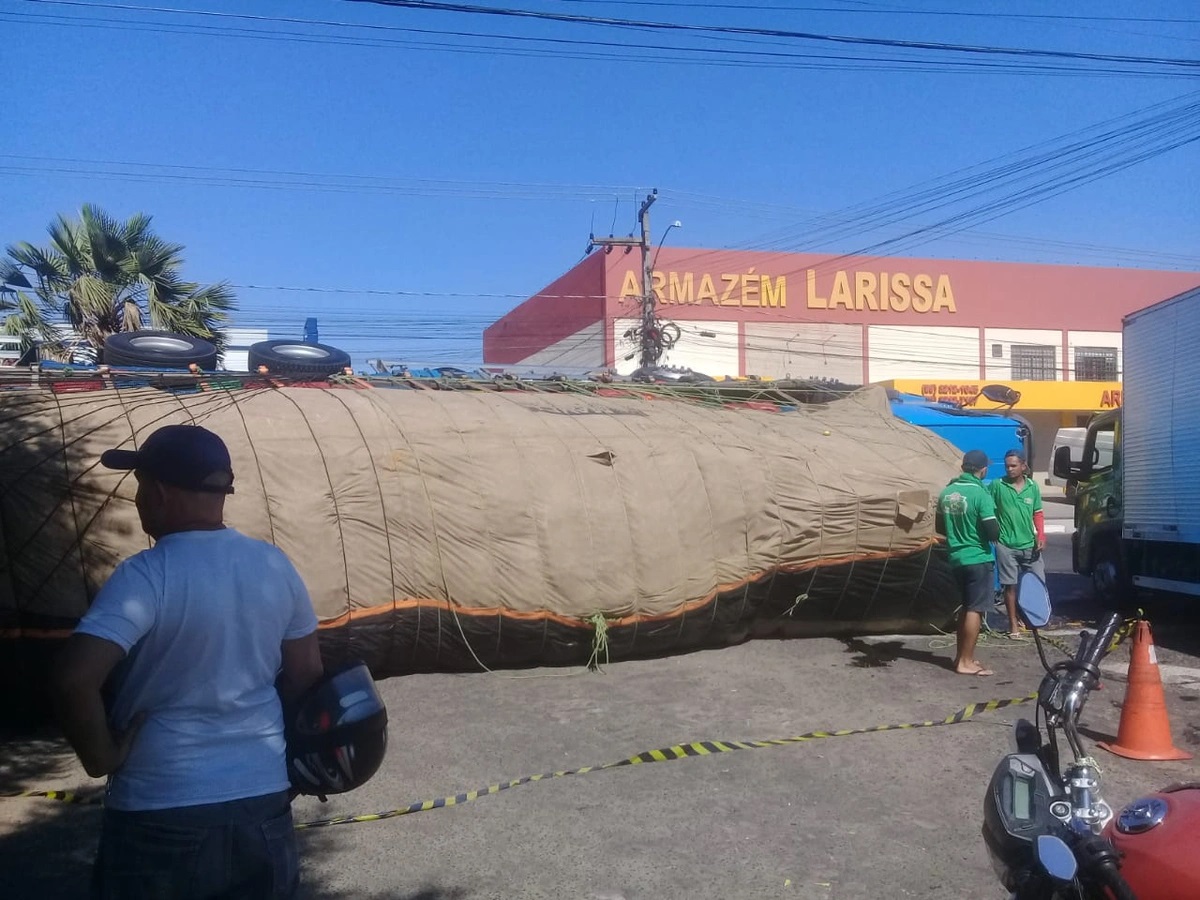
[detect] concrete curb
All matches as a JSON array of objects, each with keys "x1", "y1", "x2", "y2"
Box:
[{"x1": 1100, "y1": 660, "x2": 1200, "y2": 687}]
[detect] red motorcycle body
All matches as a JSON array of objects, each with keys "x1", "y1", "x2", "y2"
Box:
[{"x1": 1101, "y1": 784, "x2": 1200, "y2": 900}]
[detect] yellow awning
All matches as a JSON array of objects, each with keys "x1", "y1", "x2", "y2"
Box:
[{"x1": 880, "y1": 379, "x2": 1122, "y2": 412}]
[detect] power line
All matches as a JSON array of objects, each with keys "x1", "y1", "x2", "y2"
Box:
[
  {"x1": 559, "y1": 1, "x2": 1200, "y2": 27},
  {"x1": 7, "y1": 1, "x2": 1199, "y2": 77},
  {"x1": 336, "y1": 0, "x2": 1200, "y2": 73}
]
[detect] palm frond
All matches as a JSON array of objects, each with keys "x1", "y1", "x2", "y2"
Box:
[
  {"x1": 0, "y1": 260, "x2": 32, "y2": 290},
  {"x1": 191, "y1": 282, "x2": 238, "y2": 314},
  {"x1": 7, "y1": 242, "x2": 68, "y2": 284},
  {"x1": 125, "y1": 239, "x2": 186, "y2": 283},
  {"x1": 72, "y1": 274, "x2": 118, "y2": 313},
  {"x1": 2, "y1": 292, "x2": 65, "y2": 355},
  {"x1": 47, "y1": 214, "x2": 99, "y2": 280},
  {"x1": 121, "y1": 212, "x2": 154, "y2": 247},
  {"x1": 121, "y1": 299, "x2": 143, "y2": 331}
]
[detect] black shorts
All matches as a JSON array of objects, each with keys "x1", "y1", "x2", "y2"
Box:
[{"x1": 954, "y1": 562, "x2": 995, "y2": 614}]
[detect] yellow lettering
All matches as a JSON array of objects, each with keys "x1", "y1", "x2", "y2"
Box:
[
  {"x1": 741, "y1": 270, "x2": 760, "y2": 307},
  {"x1": 880, "y1": 272, "x2": 889, "y2": 310},
  {"x1": 720, "y1": 273, "x2": 739, "y2": 306},
  {"x1": 762, "y1": 275, "x2": 786, "y2": 308},
  {"x1": 619, "y1": 270, "x2": 640, "y2": 301},
  {"x1": 806, "y1": 270, "x2": 827, "y2": 308},
  {"x1": 697, "y1": 273, "x2": 718, "y2": 305},
  {"x1": 651, "y1": 270, "x2": 666, "y2": 303},
  {"x1": 932, "y1": 275, "x2": 956, "y2": 313},
  {"x1": 855, "y1": 272, "x2": 878, "y2": 311},
  {"x1": 913, "y1": 274, "x2": 934, "y2": 313},
  {"x1": 891, "y1": 274, "x2": 911, "y2": 312},
  {"x1": 829, "y1": 271, "x2": 854, "y2": 310},
  {"x1": 669, "y1": 272, "x2": 693, "y2": 305}
]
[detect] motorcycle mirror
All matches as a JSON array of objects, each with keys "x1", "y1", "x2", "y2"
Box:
[
  {"x1": 1017, "y1": 571, "x2": 1052, "y2": 628},
  {"x1": 1014, "y1": 718, "x2": 1041, "y2": 755},
  {"x1": 1034, "y1": 834, "x2": 1078, "y2": 885}
]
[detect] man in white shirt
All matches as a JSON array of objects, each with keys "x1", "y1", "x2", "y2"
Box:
[{"x1": 53, "y1": 424, "x2": 324, "y2": 899}]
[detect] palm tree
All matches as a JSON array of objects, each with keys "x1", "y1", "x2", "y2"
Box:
[{"x1": 0, "y1": 204, "x2": 235, "y2": 359}]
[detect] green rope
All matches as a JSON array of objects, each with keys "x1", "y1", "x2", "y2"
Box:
[
  {"x1": 781, "y1": 592, "x2": 809, "y2": 618},
  {"x1": 585, "y1": 612, "x2": 611, "y2": 672}
]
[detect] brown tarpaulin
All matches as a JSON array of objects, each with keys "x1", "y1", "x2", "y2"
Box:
[{"x1": 0, "y1": 377, "x2": 961, "y2": 683}]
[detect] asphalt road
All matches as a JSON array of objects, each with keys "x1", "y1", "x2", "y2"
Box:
[{"x1": 3, "y1": 495, "x2": 1198, "y2": 899}]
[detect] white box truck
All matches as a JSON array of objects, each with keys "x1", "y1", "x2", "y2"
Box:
[{"x1": 1054, "y1": 284, "x2": 1200, "y2": 603}]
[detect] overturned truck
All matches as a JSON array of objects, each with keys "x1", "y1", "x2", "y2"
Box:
[{"x1": 0, "y1": 371, "x2": 961, "y2": 702}]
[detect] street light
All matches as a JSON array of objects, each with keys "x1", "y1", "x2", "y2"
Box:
[{"x1": 652, "y1": 220, "x2": 682, "y2": 270}]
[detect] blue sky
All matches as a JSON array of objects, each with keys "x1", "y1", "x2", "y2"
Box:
[{"x1": 2, "y1": 0, "x2": 1198, "y2": 370}]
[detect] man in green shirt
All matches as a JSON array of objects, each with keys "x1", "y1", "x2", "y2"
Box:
[
  {"x1": 936, "y1": 449, "x2": 1001, "y2": 676},
  {"x1": 989, "y1": 449, "x2": 1046, "y2": 639}
]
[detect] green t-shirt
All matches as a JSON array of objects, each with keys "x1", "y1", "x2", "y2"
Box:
[
  {"x1": 989, "y1": 475, "x2": 1043, "y2": 550},
  {"x1": 937, "y1": 472, "x2": 997, "y2": 567}
]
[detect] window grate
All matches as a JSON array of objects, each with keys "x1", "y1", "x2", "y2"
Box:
[
  {"x1": 1075, "y1": 346, "x2": 1118, "y2": 382},
  {"x1": 1011, "y1": 344, "x2": 1057, "y2": 381}
]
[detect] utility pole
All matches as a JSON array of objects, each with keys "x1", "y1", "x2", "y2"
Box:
[
  {"x1": 588, "y1": 189, "x2": 659, "y2": 370},
  {"x1": 636, "y1": 190, "x2": 657, "y2": 368}
]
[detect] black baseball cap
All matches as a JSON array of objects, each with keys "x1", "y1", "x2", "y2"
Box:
[
  {"x1": 101, "y1": 425, "x2": 235, "y2": 494},
  {"x1": 962, "y1": 449, "x2": 989, "y2": 471}
]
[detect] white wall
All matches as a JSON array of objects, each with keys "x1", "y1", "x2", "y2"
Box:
[
  {"x1": 516, "y1": 321, "x2": 605, "y2": 368},
  {"x1": 982, "y1": 328, "x2": 1063, "y2": 380},
  {"x1": 1066, "y1": 330, "x2": 1122, "y2": 379},
  {"x1": 743, "y1": 322, "x2": 863, "y2": 382},
  {"x1": 612, "y1": 318, "x2": 741, "y2": 377},
  {"x1": 222, "y1": 328, "x2": 269, "y2": 372},
  {"x1": 866, "y1": 325, "x2": 980, "y2": 381},
  {"x1": 0, "y1": 336, "x2": 22, "y2": 365}
]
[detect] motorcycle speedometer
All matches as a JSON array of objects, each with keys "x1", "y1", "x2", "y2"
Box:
[{"x1": 982, "y1": 753, "x2": 1064, "y2": 887}]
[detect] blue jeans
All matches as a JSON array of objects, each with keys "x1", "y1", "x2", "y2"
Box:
[{"x1": 92, "y1": 791, "x2": 298, "y2": 899}]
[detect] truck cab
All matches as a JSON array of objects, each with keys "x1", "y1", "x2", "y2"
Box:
[
  {"x1": 1058, "y1": 403, "x2": 1200, "y2": 604},
  {"x1": 1056, "y1": 410, "x2": 1123, "y2": 602},
  {"x1": 887, "y1": 389, "x2": 1032, "y2": 482}
]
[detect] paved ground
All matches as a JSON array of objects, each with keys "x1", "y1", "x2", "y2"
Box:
[{"x1": 3, "y1": 493, "x2": 1198, "y2": 899}]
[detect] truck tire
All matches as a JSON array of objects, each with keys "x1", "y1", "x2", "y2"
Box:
[
  {"x1": 1090, "y1": 535, "x2": 1133, "y2": 609},
  {"x1": 103, "y1": 331, "x2": 219, "y2": 371},
  {"x1": 247, "y1": 340, "x2": 351, "y2": 379}
]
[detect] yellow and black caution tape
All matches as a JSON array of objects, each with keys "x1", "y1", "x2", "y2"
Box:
[
  {"x1": 2, "y1": 619, "x2": 1143, "y2": 828},
  {"x1": 0, "y1": 693, "x2": 1039, "y2": 827},
  {"x1": 292, "y1": 693, "x2": 1037, "y2": 830},
  {"x1": 1034, "y1": 615, "x2": 1139, "y2": 660},
  {"x1": 0, "y1": 789, "x2": 100, "y2": 806}
]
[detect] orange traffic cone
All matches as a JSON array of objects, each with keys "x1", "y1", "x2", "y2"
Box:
[{"x1": 1098, "y1": 620, "x2": 1192, "y2": 761}]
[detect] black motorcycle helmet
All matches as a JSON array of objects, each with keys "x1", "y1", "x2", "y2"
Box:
[{"x1": 285, "y1": 660, "x2": 388, "y2": 798}]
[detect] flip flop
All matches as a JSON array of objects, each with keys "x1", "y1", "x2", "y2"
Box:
[{"x1": 957, "y1": 666, "x2": 995, "y2": 677}]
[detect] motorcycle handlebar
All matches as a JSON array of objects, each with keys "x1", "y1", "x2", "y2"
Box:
[
  {"x1": 1072, "y1": 631, "x2": 1091, "y2": 664},
  {"x1": 1079, "y1": 612, "x2": 1122, "y2": 677},
  {"x1": 1097, "y1": 866, "x2": 1139, "y2": 900},
  {"x1": 1069, "y1": 833, "x2": 1138, "y2": 900}
]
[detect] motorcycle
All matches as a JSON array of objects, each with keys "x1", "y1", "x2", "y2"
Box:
[{"x1": 981, "y1": 572, "x2": 1199, "y2": 899}]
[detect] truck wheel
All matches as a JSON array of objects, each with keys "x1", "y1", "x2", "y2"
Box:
[
  {"x1": 247, "y1": 340, "x2": 351, "y2": 379},
  {"x1": 1090, "y1": 537, "x2": 1132, "y2": 608},
  {"x1": 103, "y1": 331, "x2": 218, "y2": 371}
]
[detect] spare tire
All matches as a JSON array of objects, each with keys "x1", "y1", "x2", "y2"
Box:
[
  {"x1": 248, "y1": 340, "x2": 351, "y2": 379},
  {"x1": 103, "y1": 331, "x2": 219, "y2": 371}
]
